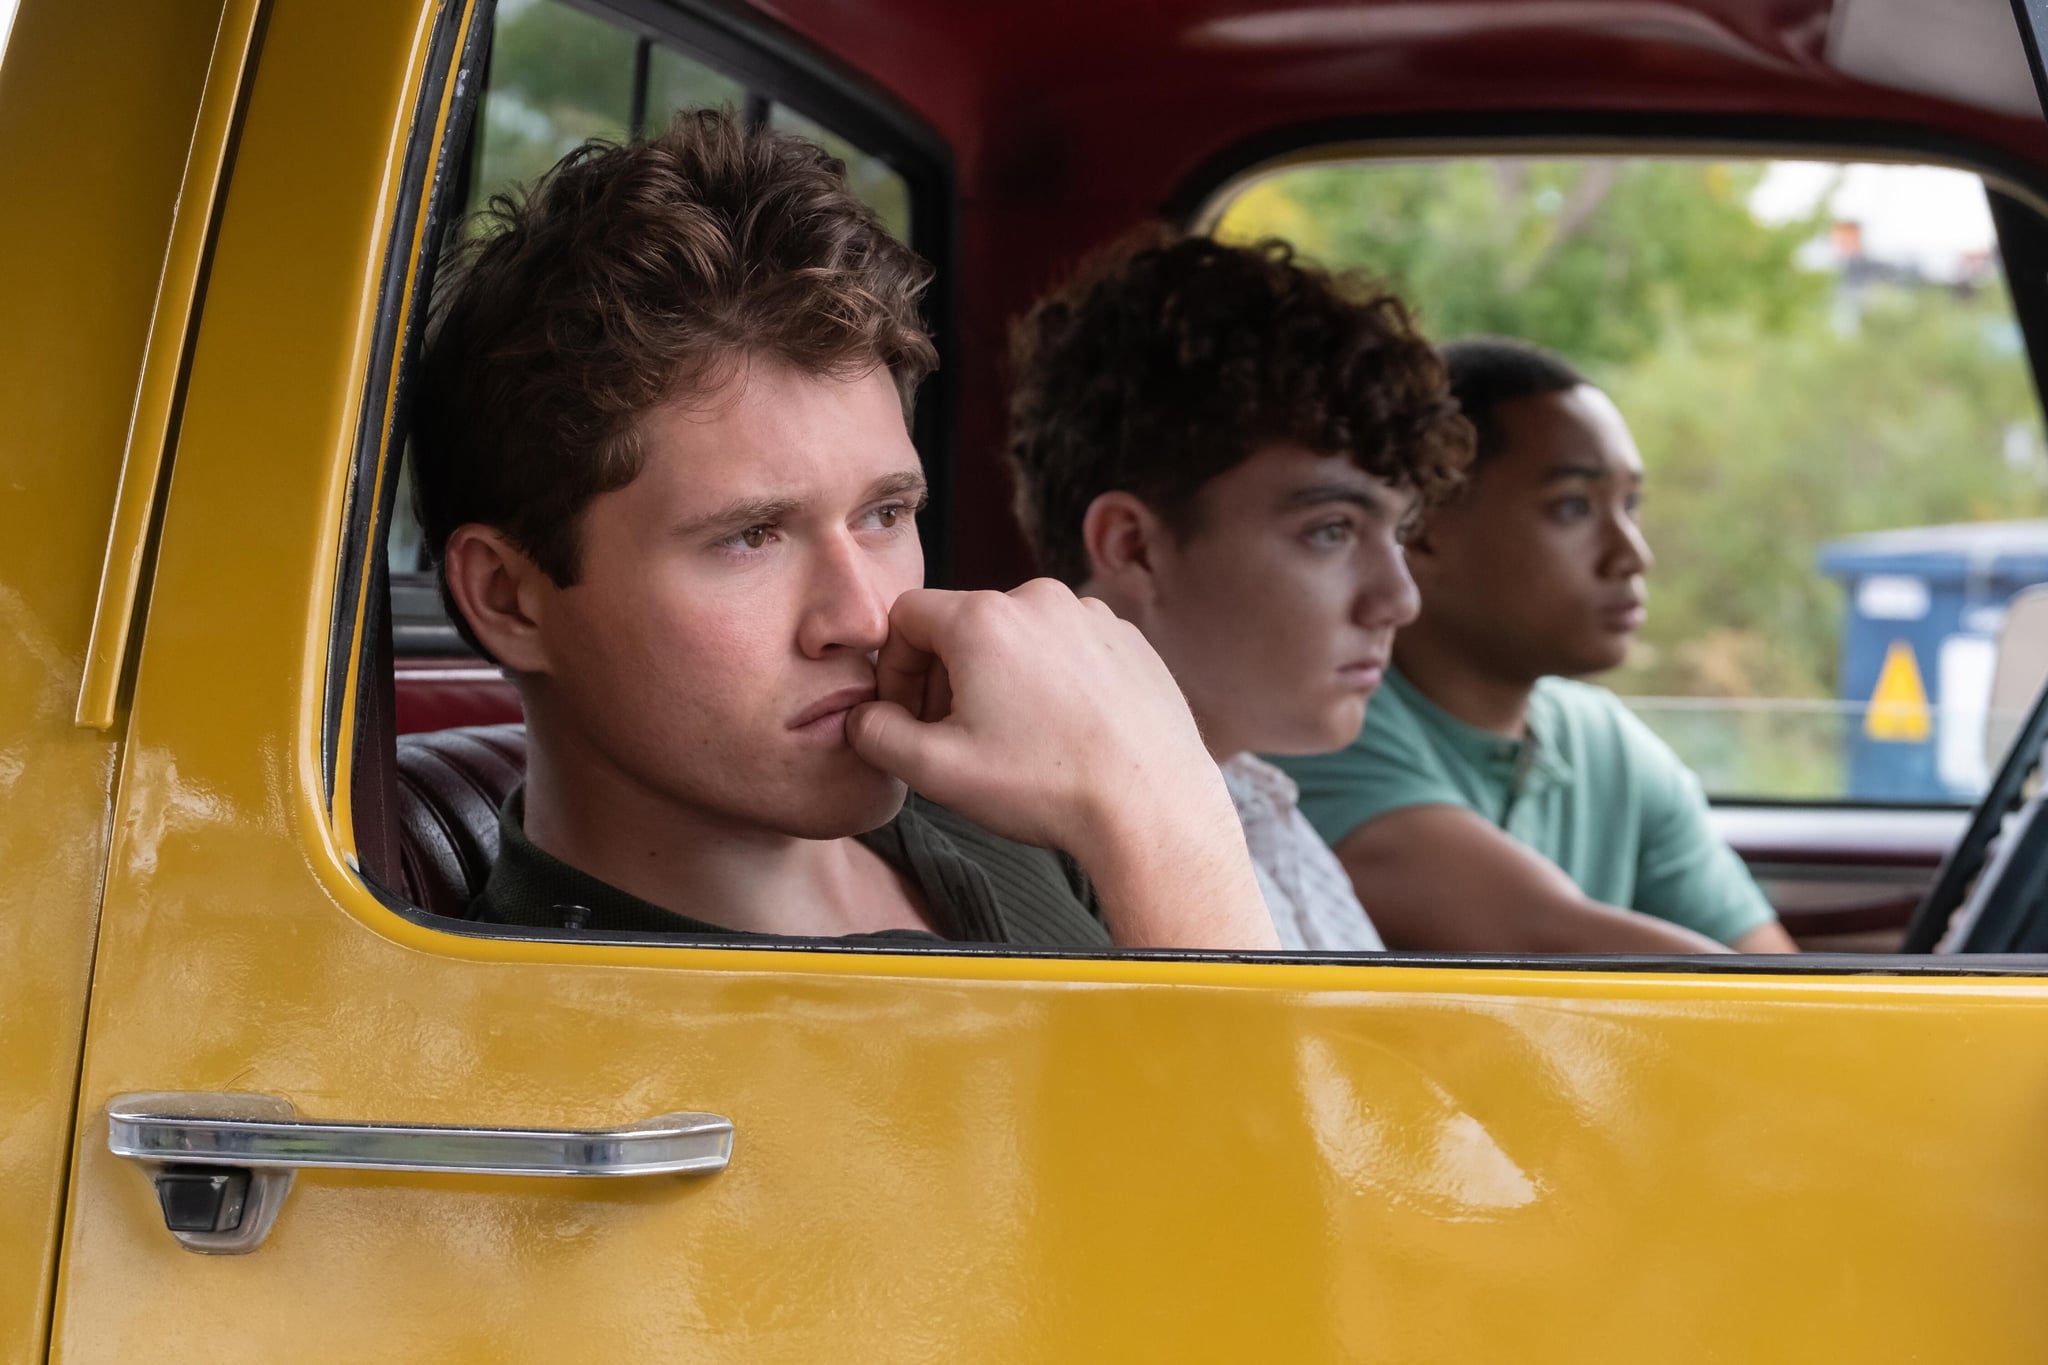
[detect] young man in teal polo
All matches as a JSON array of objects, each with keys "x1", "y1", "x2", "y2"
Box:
[{"x1": 1275, "y1": 338, "x2": 1797, "y2": 954}]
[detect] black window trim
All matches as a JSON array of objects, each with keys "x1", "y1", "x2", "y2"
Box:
[{"x1": 324, "y1": 0, "x2": 489, "y2": 798}]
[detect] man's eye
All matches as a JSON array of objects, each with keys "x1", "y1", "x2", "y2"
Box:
[
  {"x1": 1549, "y1": 497, "x2": 1592, "y2": 524},
  {"x1": 1624, "y1": 493, "x2": 1644, "y2": 520},
  {"x1": 724, "y1": 525, "x2": 771, "y2": 551},
  {"x1": 871, "y1": 500, "x2": 917, "y2": 531},
  {"x1": 1305, "y1": 519, "x2": 1356, "y2": 547}
]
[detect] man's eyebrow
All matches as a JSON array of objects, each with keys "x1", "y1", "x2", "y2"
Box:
[
  {"x1": 1541, "y1": 462, "x2": 1644, "y2": 486},
  {"x1": 1277, "y1": 482, "x2": 1387, "y2": 513},
  {"x1": 864, "y1": 469, "x2": 929, "y2": 503},
  {"x1": 673, "y1": 494, "x2": 806, "y2": 539},
  {"x1": 671, "y1": 470, "x2": 927, "y2": 540}
]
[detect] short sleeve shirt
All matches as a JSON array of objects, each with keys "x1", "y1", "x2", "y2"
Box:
[
  {"x1": 1270, "y1": 668, "x2": 1776, "y2": 946},
  {"x1": 1220, "y1": 753, "x2": 1385, "y2": 952},
  {"x1": 472, "y1": 786, "x2": 1113, "y2": 948}
]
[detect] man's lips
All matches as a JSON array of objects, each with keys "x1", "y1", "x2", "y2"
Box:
[
  {"x1": 1599, "y1": 599, "x2": 1648, "y2": 630},
  {"x1": 788, "y1": 685, "x2": 878, "y2": 732},
  {"x1": 1337, "y1": 658, "x2": 1390, "y2": 690}
]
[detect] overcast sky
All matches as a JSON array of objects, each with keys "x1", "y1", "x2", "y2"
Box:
[{"x1": 1752, "y1": 161, "x2": 1995, "y2": 279}]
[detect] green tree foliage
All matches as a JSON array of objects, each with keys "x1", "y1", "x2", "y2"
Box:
[
  {"x1": 470, "y1": 0, "x2": 637, "y2": 202},
  {"x1": 465, "y1": 1, "x2": 902, "y2": 236},
  {"x1": 1603, "y1": 290, "x2": 2044, "y2": 703},
  {"x1": 1219, "y1": 159, "x2": 2048, "y2": 796},
  {"x1": 1221, "y1": 160, "x2": 1827, "y2": 369}
]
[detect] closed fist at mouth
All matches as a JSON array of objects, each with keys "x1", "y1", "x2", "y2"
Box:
[{"x1": 847, "y1": 580, "x2": 1276, "y2": 950}]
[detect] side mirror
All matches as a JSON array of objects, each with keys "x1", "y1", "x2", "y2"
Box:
[{"x1": 1986, "y1": 584, "x2": 2048, "y2": 769}]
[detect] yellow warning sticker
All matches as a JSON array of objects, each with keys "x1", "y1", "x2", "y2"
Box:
[{"x1": 1865, "y1": 639, "x2": 1932, "y2": 742}]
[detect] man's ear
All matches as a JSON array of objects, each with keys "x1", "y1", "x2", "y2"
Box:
[
  {"x1": 1079, "y1": 491, "x2": 1168, "y2": 606},
  {"x1": 442, "y1": 524, "x2": 554, "y2": 673}
]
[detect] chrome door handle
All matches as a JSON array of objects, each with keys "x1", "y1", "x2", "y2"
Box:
[
  {"x1": 108, "y1": 1091, "x2": 734, "y2": 1176},
  {"x1": 108, "y1": 1091, "x2": 733, "y2": 1254}
]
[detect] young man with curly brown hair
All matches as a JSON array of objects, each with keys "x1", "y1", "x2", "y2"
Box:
[
  {"x1": 1007, "y1": 234, "x2": 1471, "y2": 951},
  {"x1": 410, "y1": 111, "x2": 1275, "y2": 950}
]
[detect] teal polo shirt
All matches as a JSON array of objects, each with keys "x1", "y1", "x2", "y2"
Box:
[{"x1": 1271, "y1": 668, "x2": 1776, "y2": 945}]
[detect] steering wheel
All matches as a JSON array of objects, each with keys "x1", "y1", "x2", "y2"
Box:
[{"x1": 1898, "y1": 677, "x2": 2048, "y2": 953}]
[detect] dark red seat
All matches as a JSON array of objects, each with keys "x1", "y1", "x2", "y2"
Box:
[
  {"x1": 393, "y1": 723, "x2": 527, "y2": 917},
  {"x1": 393, "y1": 657, "x2": 522, "y2": 734}
]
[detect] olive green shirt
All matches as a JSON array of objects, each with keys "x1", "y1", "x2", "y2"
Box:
[
  {"x1": 1272, "y1": 668, "x2": 1776, "y2": 946},
  {"x1": 472, "y1": 786, "x2": 1113, "y2": 947}
]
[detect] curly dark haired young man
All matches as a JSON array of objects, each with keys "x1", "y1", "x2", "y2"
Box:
[
  {"x1": 1008, "y1": 233, "x2": 1470, "y2": 951},
  {"x1": 410, "y1": 111, "x2": 1274, "y2": 950}
]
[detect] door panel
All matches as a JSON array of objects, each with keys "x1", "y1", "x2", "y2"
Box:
[
  {"x1": 0, "y1": 0, "x2": 232, "y2": 1355},
  {"x1": 1756, "y1": 875, "x2": 1925, "y2": 951},
  {"x1": 55, "y1": 948, "x2": 2048, "y2": 1360},
  {"x1": 48, "y1": 0, "x2": 2048, "y2": 1359},
  {"x1": 1714, "y1": 805, "x2": 1961, "y2": 950}
]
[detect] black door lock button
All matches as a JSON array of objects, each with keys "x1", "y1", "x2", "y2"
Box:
[{"x1": 154, "y1": 1165, "x2": 251, "y2": 1233}]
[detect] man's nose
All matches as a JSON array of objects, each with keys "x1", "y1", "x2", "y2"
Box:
[
  {"x1": 797, "y1": 530, "x2": 892, "y2": 658},
  {"x1": 1605, "y1": 509, "x2": 1655, "y2": 578},
  {"x1": 1358, "y1": 541, "x2": 1422, "y2": 629}
]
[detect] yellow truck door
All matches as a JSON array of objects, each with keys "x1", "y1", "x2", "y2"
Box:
[
  {"x1": 0, "y1": 1, "x2": 234, "y2": 1357},
  {"x1": 41, "y1": 0, "x2": 2048, "y2": 1359}
]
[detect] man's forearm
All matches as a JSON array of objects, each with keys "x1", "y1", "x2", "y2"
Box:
[
  {"x1": 1080, "y1": 792, "x2": 1279, "y2": 951},
  {"x1": 1336, "y1": 812, "x2": 1732, "y2": 956},
  {"x1": 1526, "y1": 897, "x2": 1732, "y2": 955}
]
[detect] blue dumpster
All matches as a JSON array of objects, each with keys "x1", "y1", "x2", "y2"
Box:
[{"x1": 1818, "y1": 521, "x2": 2048, "y2": 801}]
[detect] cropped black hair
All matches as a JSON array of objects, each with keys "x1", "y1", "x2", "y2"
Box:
[{"x1": 1440, "y1": 337, "x2": 1587, "y2": 466}]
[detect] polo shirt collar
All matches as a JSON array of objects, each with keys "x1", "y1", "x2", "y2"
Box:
[{"x1": 1384, "y1": 666, "x2": 1575, "y2": 794}]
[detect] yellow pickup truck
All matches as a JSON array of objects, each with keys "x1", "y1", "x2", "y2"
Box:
[{"x1": 9, "y1": 0, "x2": 2048, "y2": 1359}]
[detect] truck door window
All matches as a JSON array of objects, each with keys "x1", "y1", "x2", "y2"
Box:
[
  {"x1": 645, "y1": 43, "x2": 743, "y2": 130},
  {"x1": 1211, "y1": 155, "x2": 2048, "y2": 807},
  {"x1": 469, "y1": 0, "x2": 638, "y2": 202},
  {"x1": 769, "y1": 103, "x2": 912, "y2": 242}
]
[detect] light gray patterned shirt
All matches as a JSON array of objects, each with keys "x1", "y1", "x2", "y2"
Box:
[{"x1": 1221, "y1": 753, "x2": 1386, "y2": 952}]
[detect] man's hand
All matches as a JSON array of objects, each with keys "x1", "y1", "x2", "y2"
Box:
[
  {"x1": 846, "y1": 581, "x2": 1277, "y2": 950},
  {"x1": 1732, "y1": 921, "x2": 1799, "y2": 954}
]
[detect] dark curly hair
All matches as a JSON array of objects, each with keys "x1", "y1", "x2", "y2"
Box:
[
  {"x1": 1007, "y1": 231, "x2": 1471, "y2": 586},
  {"x1": 413, "y1": 107, "x2": 937, "y2": 648}
]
